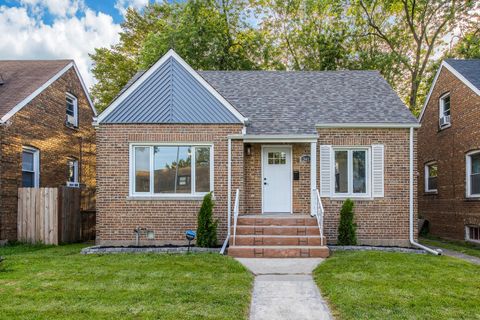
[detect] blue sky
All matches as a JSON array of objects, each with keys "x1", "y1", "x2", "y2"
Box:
[{"x1": 0, "y1": 0, "x2": 157, "y2": 87}]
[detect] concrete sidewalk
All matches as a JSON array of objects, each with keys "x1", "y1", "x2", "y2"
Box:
[{"x1": 237, "y1": 258, "x2": 333, "y2": 320}]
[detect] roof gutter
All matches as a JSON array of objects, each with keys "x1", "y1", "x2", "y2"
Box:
[
  {"x1": 316, "y1": 123, "x2": 421, "y2": 129},
  {"x1": 409, "y1": 126, "x2": 440, "y2": 255}
]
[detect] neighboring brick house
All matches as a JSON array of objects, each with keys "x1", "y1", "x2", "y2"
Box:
[
  {"x1": 95, "y1": 50, "x2": 422, "y2": 257},
  {"x1": 0, "y1": 60, "x2": 97, "y2": 241},
  {"x1": 418, "y1": 59, "x2": 480, "y2": 242}
]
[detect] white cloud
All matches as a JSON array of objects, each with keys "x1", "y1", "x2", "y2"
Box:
[
  {"x1": 114, "y1": 0, "x2": 149, "y2": 16},
  {"x1": 0, "y1": 5, "x2": 121, "y2": 88},
  {"x1": 20, "y1": 0, "x2": 84, "y2": 17}
]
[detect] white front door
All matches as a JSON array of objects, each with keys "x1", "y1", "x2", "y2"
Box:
[{"x1": 262, "y1": 146, "x2": 292, "y2": 213}]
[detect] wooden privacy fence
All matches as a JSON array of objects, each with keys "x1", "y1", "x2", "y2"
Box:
[{"x1": 17, "y1": 187, "x2": 95, "y2": 245}]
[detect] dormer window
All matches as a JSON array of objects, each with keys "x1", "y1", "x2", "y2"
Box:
[
  {"x1": 66, "y1": 93, "x2": 78, "y2": 128},
  {"x1": 439, "y1": 93, "x2": 451, "y2": 129}
]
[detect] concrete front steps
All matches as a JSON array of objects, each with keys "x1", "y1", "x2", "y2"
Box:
[{"x1": 228, "y1": 215, "x2": 329, "y2": 258}]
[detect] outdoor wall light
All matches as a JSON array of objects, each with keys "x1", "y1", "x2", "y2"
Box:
[{"x1": 245, "y1": 144, "x2": 252, "y2": 156}]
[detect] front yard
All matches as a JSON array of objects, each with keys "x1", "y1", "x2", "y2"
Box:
[
  {"x1": 0, "y1": 244, "x2": 253, "y2": 320},
  {"x1": 314, "y1": 251, "x2": 480, "y2": 319}
]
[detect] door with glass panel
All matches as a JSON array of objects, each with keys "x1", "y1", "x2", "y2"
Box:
[{"x1": 262, "y1": 146, "x2": 292, "y2": 213}]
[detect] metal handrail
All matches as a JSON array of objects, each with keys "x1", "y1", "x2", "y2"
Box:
[
  {"x1": 313, "y1": 188, "x2": 325, "y2": 246},
  {"x1": 232, "y1": 189, "x2": 240, "y2": 246},
  {"x1": 220, "y1": 189, "x2": 240, "y2": 254}
]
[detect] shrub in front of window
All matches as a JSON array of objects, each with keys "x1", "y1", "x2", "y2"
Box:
[
  {"x1": 337, "y1": 198, "x2": 357, "y2": 245},
  {"x1": 196, "y1": 192, "x2": 218, "y2": 247}
]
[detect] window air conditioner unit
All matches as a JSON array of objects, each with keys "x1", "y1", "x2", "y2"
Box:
[
  {"x1": 66, "y1": 182, "x2": 80, "y2": 188},
  {"x1": 439, "y1": 115, "x2": 451, "y2": 127},
  {"x1": 66, "y1": 114, "x2": 75, "y2": 126}
]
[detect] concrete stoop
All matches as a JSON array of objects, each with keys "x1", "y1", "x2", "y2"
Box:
[{"x1": 228, "y1": 215, "x2": 329, "y2": 258}]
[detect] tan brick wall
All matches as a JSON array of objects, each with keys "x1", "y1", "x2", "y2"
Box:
[
  {"x1": 418, "y1": 67, "x2": 480, "y2": 240},
  {"x1": 243, "y1": 143, "x2": 311, "y2": 215},
  {"x1": 96, "y1": 124, "x2": 243, "y2": 246},
  {"x1": 0, "y1": 67, "x2": 96, "y2": 240},
  {"x1": 318, "y1": 128, "x2": 417, "y2": 247}
]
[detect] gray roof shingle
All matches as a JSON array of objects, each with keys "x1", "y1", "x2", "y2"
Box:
[
  {"x1": 199, "y1": 70, "x2": 417, "y2": 134},
  {"x1": 445, "y1": 59, "x2": 480, "y2": 91}
]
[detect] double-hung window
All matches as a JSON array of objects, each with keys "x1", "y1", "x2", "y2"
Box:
[
  {"x1": 466, "y1": 151, "x2": 480, "y2": 198},
  {"x1": 66, "y1": 158, "x2": 79, "y2": 187},
  {"x1": 334, "y1": 148, "x2": 369, "y2": 197},
  {"x1": 66, "y1": 93, "x2": 78, "y2": 127},
  {"x1": 424, "y1": 162, "x2": 438, "y2": 192},
  {"x1": 466, "y1": 225, "x2": 480, "y2": 243},
  {"x1": 22, "y1": 147, "x2": 39, "y2": 188},
  {"x1": 439, "y1": 93, "x2": 451, "y2": 129},
  {"x1": 131, "y1": 144, "x2": 213, "y2": 197}
]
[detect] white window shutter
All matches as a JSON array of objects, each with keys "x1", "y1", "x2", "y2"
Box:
[
  {"x1": 372, "y1": 144, "x2": 385, "y2": 197},
  {"x1": 320, "y1": 145, "x2": 332, "y2": 196}
]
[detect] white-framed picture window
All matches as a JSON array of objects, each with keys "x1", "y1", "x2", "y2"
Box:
[
  {"x1": 130, "y1": 143, "x2": 213, "y2": 197},
  {"x1": 424, "y1": 162, "x2": 438, "y2": 192},
  {"x1": 439, "y1": 93, "x2": 451, "y2": 129},
  {"x1": 66, "y1": 158, "x2": 79, "y2": 186},
  {"x1": 66, "y1": 93, "x2": 78, "y2": 127},
  {"x1": 21, "y1": 146, "x2": 39, "y2": 188},
  {"x1": 333, "y1": 148, "x2": 369, "y2": 197},
  {"x1": 466, "y1": 151, "x2": 480, "y2": 198},
  {"x1": 466, "y1": 225, "x2": 480, "y2": 243}
]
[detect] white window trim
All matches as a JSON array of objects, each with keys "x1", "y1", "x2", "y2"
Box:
[
  {"x1": 331, "y1": 147, "x2": 371, "y2": 198},
  {"x1": 424, "y1": 161, "x2": 438, "y2": 193},
  {"x1": 67, "y1": 158, "x2": 79, "y2": 185},
  {"x1": 66, "y1": 92, "x2": 78, "y2": 128},
  {"x1": 466, "y1": 150, "x2": 480, "y2": 198},
  {"x1": 438, "y1": 92, "x2": 451, "y2": 129},
  {"x1": 465, "y1": 225, "x2": 480, "y2": 244},
  {"x1": 22, "y1": 146, "x2": 40, "y2": 188},
  {"x1": 129, "y1": 142, "x2": 214, "y2": 199}
]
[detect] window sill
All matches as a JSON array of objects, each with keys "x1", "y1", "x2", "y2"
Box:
[
  {"x1": 328, "y1": 196, "x2": 374, "y2": 201},
  {"x1": 464, "y1": 196, "x2": 480, "y2": 202},
  {"x1": 127, "y1": 195, "x2": 208, "y2": 201},
  {"x1": 423, "y1": 191, "x2": 438, "y2": 195},
  {"x1": 438, "y1": 124, "x2": 451, "y2": 132},
  {"x1": 65, "y1": 124, "x2": 79, "y2": 131}
]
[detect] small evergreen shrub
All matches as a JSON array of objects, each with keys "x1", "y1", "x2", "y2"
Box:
[
  {"x1": 337, "y1": 198, "x2": 357, "y2": 245},
  {"x1": 196, "y1": 192, "x2": 218, "y2": 247}
]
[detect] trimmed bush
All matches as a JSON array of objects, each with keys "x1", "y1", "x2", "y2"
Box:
[
  {"x1": 196, "y1": 193, "x2": 218, "y2": 247},
  {"x1": 337, "y1": 198, "x2": 357, "y2": 245}
]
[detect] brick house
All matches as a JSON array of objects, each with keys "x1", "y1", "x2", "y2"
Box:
[
  {"x1": 418, "y1": 59, "x2": 480, "y2": 242},
  {"x1": 0, "y1": 60, "x2": 97, "y2": 241},
  {"x1": 94, "y1": 50, "x2": 422, "y2": 257}
]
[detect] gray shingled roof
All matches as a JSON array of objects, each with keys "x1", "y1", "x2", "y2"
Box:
[
  {"x1": 445, "y1": 59, "x2": 480, "y2": 91},
  {"x1": 102, "y1": 57, "x2": 241, "y2": 124},
  {"x1": 199, "y1": 70, "x2": 417, "y2": 134}
]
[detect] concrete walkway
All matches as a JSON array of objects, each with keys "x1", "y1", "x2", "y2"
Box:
[
  {"x1": 429, "y1": 247, "x2": 480, "y2": 265},
  {"x1": 237, "y1": 258, "x2": 333, "y2": 320}
]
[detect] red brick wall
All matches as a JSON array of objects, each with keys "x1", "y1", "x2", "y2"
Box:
[
  {"x1": 418, "y1": 67, "x2": 480, "y2": 240},
  {"x1": 243, "y1": 143, "x2": 311, "y2": 215},
  {"x1": 96, "y1": 124, "x2": 243, "y2": 245},
  {"x1": 318, "y1": 128, "x2": 417, "y2": 247},
  {"x1": 0, "y1": 67, "x2": 96, "y2": 240}
]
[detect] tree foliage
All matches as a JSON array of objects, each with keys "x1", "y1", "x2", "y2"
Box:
[
  {"x1": 337, "y1": 199, "x2": 357, "y2": 246},
  {"x1": 196, "y1": 192, "x2": 218, "y2": 248},
  {"x1": 90, "y1": 0, "x2": 479, "y2": 113}
]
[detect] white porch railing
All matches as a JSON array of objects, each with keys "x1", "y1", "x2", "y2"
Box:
[
  {"x1": 312, "y1": 188, "x2": 325, "y2": 246},
  {"x1": 220, "y1": 189, "x2": 240, "y2": 254}
]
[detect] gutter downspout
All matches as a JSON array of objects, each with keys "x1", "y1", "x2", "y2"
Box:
[
  {"x1": 409, "y1": 127, "x2": 441, "y2": 255},
  {"x1": 220, "y1": 137, "x2": 232, "y2": 254}
]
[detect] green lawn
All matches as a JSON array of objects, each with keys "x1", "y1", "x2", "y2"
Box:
[
  {"x1": 314, "y1": 251, "x2": 480, "y2": 320},
  {"x1": 0, "y1": 244, "x2": 253, "y2": 320},
  {"x1": 420, "y1": 235, "x2": 480, "y2": 258}
]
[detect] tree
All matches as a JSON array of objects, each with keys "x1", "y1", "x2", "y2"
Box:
[
  {"x1": 337, "y1": 199, "x2": 357, "y2": 245},
  {"x1": 196, "y1": 192, "x2": 218, "y2": 247},
  {"x1": 451, "y1": 29, "x2": 480, "y2": 59},
  {"x1": 90, "y1": 0, "x2": 262, "y2": 112},
  {"x1": 353, "y1": 0, "x2": 478, "y2": 113}
]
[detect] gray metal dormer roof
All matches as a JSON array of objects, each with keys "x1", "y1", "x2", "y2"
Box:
[{"x1": 99, "y1": 51, "x2": 245, "y2": 124}]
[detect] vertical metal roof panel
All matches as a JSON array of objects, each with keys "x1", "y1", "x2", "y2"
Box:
[{"x1": 103, "y1": 56, "x2": 241, "y2": 124}]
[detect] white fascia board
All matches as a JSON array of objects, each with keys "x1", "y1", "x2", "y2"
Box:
[
  {"x1": 1, "y1": 62, "x2": 73, "y2": 124},
  {"x1": 228, "y1": 134, "x2": 319, "y2": 143},
  {"x1": 418, "y1": 60, "x2": 480, "y2": 122},
  {"x1": 315, "y1": 123, "x2": 421, "y2": 129},
  {"x1": 96, "y1": 49, "x2": 247, "y2": 124}
]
